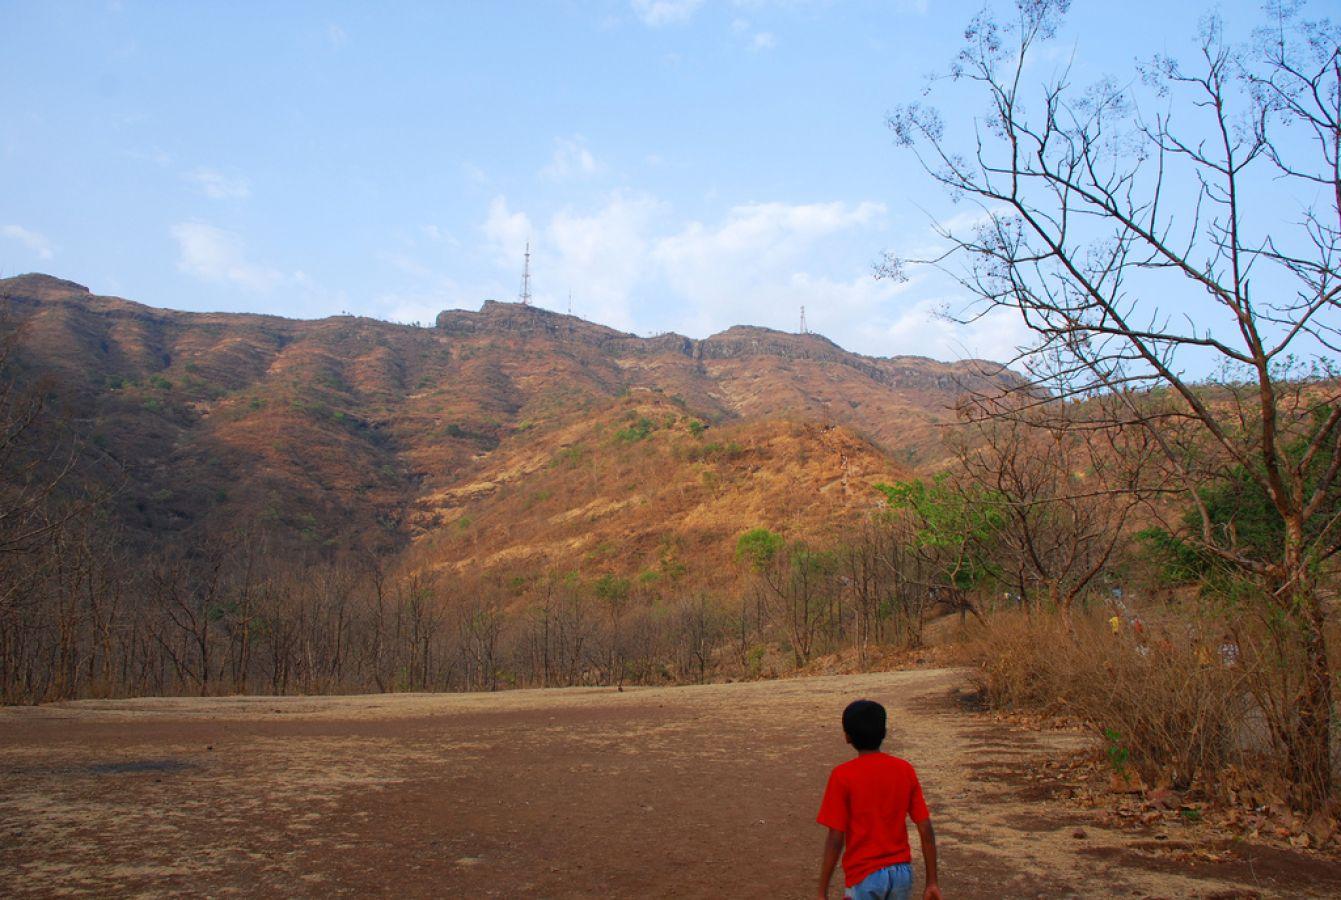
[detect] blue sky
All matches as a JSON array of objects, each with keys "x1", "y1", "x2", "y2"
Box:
[{"x1": 0, "y1": 0, "x2": 1308, "y2": 363}]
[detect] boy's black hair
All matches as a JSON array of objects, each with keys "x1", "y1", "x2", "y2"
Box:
[{"x1": 842, "y1": 699, "x2": 886, "y2": 751}]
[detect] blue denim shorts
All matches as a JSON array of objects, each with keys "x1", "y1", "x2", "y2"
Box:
[{"x1": 844, "y1": 862, "x2": 913, "y2": 900}]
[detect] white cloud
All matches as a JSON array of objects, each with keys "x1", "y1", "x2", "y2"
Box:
[
  {"x1": 1, "y1": 225, "x2": 54, "y2": 260},
  {"x1": 654, "y1": 200, "x2": 883, "y2": 275},
  {"x1": 170, "y1": 222, "x2": 283, "y2": 291},
  {"x1": 471, "y1": 193, "x2": 1029, "y2": 363},
  {"x1": 379, "y1": 290, "x2": 457, "y2": 327},
  {"x1": 877, "y1": 294, "x2": 1033, "y2": 363},
  {"x1": 650, "y1": 200, "x2": 888, "y2": 335},
  {"x1": 186, "y1": 168, "x2": 251, "y2": 200},
  {"x1": 546, "y1": 191, "x2": 665, "y2": 329},
  {"x1": 541, "y1": 136, "x2": 601, "y2": 181},
  {"x1": 480, "y1": 196, "x2": 887, "y2": 334},
  {"x1": 727, "y1": 13, "x2": 776, "y2": 50},
  {"x1": 482, "y1": 196, "x2": 534, "y2": 266},
  {"x1": 631, "y1": 0, "x2": 704, "y2": 26}
]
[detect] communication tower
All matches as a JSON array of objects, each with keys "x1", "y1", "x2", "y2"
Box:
[
  {"x1": 519, "y1": 242, "x2": 532, "y2": 306},
  {"x1": 799, "y1": 305, "x2": 808, "y2": 334}
]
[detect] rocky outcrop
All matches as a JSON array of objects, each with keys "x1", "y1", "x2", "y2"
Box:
[{"x1": 436, "y1": 301, "x2": 1023, "y2": 395}]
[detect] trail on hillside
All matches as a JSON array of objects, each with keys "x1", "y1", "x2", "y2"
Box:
[{"x1": 1, "y1": 669, "x2": 1335, "y2": 897}]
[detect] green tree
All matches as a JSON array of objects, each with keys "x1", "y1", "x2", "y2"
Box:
[
  {"x1": 735, "y1": 527, "x2": 784, "y2": 571},
  {"x1": 734, "y1": 528, "x2": 833, "y2": 666},
  {"x1": 876, "y1": 476, "x2": 1004, "y2": 621}
]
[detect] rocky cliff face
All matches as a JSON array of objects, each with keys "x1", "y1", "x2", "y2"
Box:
[{"x1": 437, "y1": 300, "x2": 1019, "y2": 395}]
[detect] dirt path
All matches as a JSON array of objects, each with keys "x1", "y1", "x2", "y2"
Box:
[{"x1": 1, "y1": 669, "x2": 1336, "y2": 897}]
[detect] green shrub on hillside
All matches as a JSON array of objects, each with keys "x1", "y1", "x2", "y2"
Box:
[
  {"x1": 736, "y1": 528, "x2": 784, "y2": 571},
  {"x1": 685, "y1": 440, "x2": 744, "y2": 463},
  {"x1": 550, "y1": 445, "x2": 588, "y2": 468},
  {"x1": 614, "y1": 416, "x2": 654, "y2": 443}
]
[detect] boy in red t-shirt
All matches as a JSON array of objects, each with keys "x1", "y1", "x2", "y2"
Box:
[{"x1": 815, "y1": 700, "x2": 941, "y2": 900}]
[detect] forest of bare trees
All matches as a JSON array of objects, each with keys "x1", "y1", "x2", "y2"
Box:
[{"x1": 0, "y1": 488, "x2": 943, "y2": 704}]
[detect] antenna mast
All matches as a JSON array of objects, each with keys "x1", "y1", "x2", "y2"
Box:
[
  {"x1": 519, "y1": 241, "x2": 532, "y2": 306},
  {"x1": 799, "y1": 305, "x2": 808, "y2": 334}
]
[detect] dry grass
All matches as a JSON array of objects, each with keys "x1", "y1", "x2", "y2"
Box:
[
  {"x1": 963, "y1": 610, "x2": 1258, "y2": 797},
  {"x1": 403, "y1": 400, "x2": 909, "y2": 584}
]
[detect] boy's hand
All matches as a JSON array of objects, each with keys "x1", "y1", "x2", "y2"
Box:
[
  {"x1": 916, "y1": 818, "x2": 940, "y2": 900},
  {"x1": 816, "y1": 827, "x2": 844, "y2": 900}
]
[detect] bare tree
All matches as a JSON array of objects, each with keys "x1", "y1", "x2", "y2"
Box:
[
  {"x1": 0, "y1": 322, "x2": 69, "y2": 545},
  {"x1": 736, "y1": 530, "x2": 832, "y2": 667},
  {"x1": 889, "y1": 0, "x2": 1339, "y2": 806},
  {"x1": 674, "y1": 593, "x2": 719, "y2": 684},
  {"x1": 952, "y1": 399, "x2": 1149, "y2": 618},
  {"x1": 458, "y1": 594, "x2": 504, "y2": 691}
]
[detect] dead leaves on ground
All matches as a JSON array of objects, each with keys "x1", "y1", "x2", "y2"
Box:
[{"x1": 1004, "y1": 738, "x2": 1341, "y2": 856}]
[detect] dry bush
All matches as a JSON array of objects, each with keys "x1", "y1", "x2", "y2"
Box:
[
  {"x1": 965, "y1": 610, "x2": 1252, "y2": 796},
  {"x1": 964, "y1": 612, "x2": 1062, "y2": 711}
]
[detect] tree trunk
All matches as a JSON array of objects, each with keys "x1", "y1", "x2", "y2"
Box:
[{"x1": 1288, "y1": 594, "x2": 1334, "y2": 809}]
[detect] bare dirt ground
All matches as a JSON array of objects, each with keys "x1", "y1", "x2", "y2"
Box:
[{"x1": 2, "y1": 668, "x2": 1338, "y2": 898}]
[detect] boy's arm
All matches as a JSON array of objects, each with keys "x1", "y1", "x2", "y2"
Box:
[
  {"x1": 816, "y1": 827, "x2": 844, "y2": 899},
  {"x1": 916, "y1": 818, "x2": 941, "y2": 900}
]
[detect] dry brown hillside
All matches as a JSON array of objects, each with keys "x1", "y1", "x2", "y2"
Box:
[
  {"x1": 403, "y1": 392, "x2": 908, "y2": 586},
  {"x1": 1, "y1": 273, "x2": 1020, "y2": 579}
]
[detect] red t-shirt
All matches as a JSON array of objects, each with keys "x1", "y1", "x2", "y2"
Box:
[{"x1": 816, "y1": 752, "x2": 930, "y2": 888}]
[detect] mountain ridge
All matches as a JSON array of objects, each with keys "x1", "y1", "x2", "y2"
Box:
[
  {"x1": 1, "y1": 272, "x2": 1020, "y2": 583},
  {"x1": 437, "y1": 294, "x2": 1012, "y2": 390}
]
